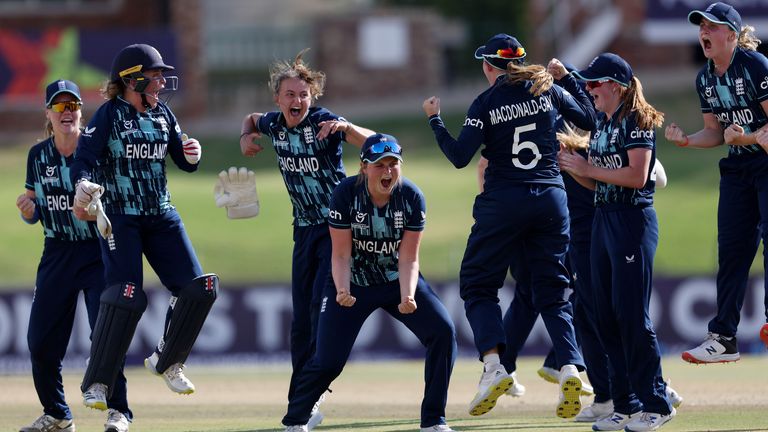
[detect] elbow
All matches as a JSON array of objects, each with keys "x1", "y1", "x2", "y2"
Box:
[{"x1": 450, "y1": 156, "x2": 472, "y2": 169}]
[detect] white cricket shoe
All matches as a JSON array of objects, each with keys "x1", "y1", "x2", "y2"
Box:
[
  {"x1": 681, "y1": 333, "x2": 739, "y2": 364},
  {"x1": 537, "y1": 366, "x2": 560, "y2": 384},
  {"x1": 538, "y1": 366, "x2": 594, "y2": 396},
  {"x1": 624, "y1": 408, "x2": 676, "y2": 431},
  {"x1": 420, "y1": 424, "x2": 456, "y2": 431},
  {"x1": 307, "y1": 392, "x2": 326, "y2": 430},
  {"x1": 104, "y1": 409, "x2": 129, "y2": 432},
  {"x1": 592, "y1": 411, "x2": 639, "y2": 431},
  {"x1": 144, "y1": 352, "x2": 195, "y2": 394},
  {"x1": 504, "y1": 371, "x2": 526, "y2": 397},
  {"x1": 83, "y1": 382, "x2": 108, "y2": 410},
  {"x1": 284, "y1": 426, "x2": 308, "y2": 432},
  {"x1": 556, "y1": 365, "x2": 582, "y2": 418},
  {"x1": 468, "y1": 364, "x2": 514, "y2": 416},
  {"x1": 19, "y1": 414, "x2": 75, "y2": 432},
  {"x1": 665, "y1": 381, "x2": 683, "y2": 408},
  {"x1": 574, "y1": 400, "x2": 613, "y2": 422}
]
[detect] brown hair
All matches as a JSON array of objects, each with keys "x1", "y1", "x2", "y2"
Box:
[
  {"x1": 505, "y1": 62, "x2": 553, "y2": 96},
  {"x1": 737, "y1": 25, "x2": 761, "y2": 51},
  {"x1": 616, "y1": 77, "x2": 664, "y2": 130},
  {"x1": 101, "y1": 79, "x2": 125, "y2": 100},
  {"x1": 269, "y1": 48, "x2": 326, "y2": 100}
]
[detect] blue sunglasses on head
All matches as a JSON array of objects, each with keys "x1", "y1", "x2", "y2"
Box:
[{"x1": 361, "y1": 142, "x2": 403, "y2": 163}]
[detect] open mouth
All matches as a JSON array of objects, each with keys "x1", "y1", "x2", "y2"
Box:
[
  {"x1": 60, "y1": 118, "x2": 74, "y2": 125},
  {"x1": 290, "y1": 107, "x2": 302, "y2": 117},
  {"x1": 381, "y1": 178, "x2": 392, "y2": 189},
  {"x1": 702, "y1": 38, "x2": 712, "y2": 51}
]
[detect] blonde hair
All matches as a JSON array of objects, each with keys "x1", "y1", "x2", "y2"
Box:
[
  {"x1": 737, "y1": 25, "x2": 761, "y2": 51},
  {"x1": 617, "y1": 77, "x2": 664, "y2": 130},
  {"x1": 557, "y1": 123, "x2": 590, "y2": 151},
  {"x1": 504, "y1": 62, "x2": 553, "y2": 96},
  {"x1": 269, "y1": 48, "x2": 326, "y2": 100}
]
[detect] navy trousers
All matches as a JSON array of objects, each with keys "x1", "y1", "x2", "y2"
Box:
[
  {"x1": 283, "y1": 275, "x2": 456, "y2": 427},
  {"x1": 710, "y1": 155, "x2": 768, "y2": 337},
  {"x1": 287, "y1": 223, "x2": 333, "y2": 400},
  {"x1": 29, "y1": 238, "x2": 131, "y2": 420},
  {"x1": 591, "y1": 206, "x2": 670, "y2": 415},
  {"x1": 460, "y1": 184, "x2": 583, "y2": 370}
]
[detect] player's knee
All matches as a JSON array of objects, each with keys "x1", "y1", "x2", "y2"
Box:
[
  {"x1": 178, "y1": 273, "x2": 218, "y2": 303},
  {"x1": 100, "y1": 282, "x2": 148, "y2": 312}
]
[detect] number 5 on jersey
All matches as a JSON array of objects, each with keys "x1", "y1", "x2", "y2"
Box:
[{"x1": 512, "y1": 123, "x2": 541, "y2": 170}]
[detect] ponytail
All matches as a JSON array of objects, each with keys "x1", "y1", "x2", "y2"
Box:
[
  {"x1": 505, "y1": 62, "x2": 553, "y2": 96},
  {"x1": 617, "y1": 77, "x2": 664, "y2": 130}
]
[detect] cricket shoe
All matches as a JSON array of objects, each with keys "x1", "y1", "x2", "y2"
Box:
[
  {"x1": 575, "y1": 400, "x2": 613, "y2": 422},
  {"x1": 468, "y1": 364, "x2": 514, "y2": 416},
  {"x1": 83, "y1": 383, "x2": 108, "y2": 410},
  {"x1": 420, "y1": 425, "x2": 455, "y2": 431},
  {"x1": 760, "y1": 323, "x2": 768, "y2": 348},
  {"x1": 503, "y1": 371, "x2": 526, "y2": 397},
  {"x1": 538, "y1": 366, "x2": 594, "y2": 396},
  {"x1": 19, "y1": 414, "x2": 75, "y2": 432},
  {"x1": 592, "y1": 412, "x2": 639, "y2": 431},
  {"x1": 144, "y1": 352, "x2": 195, "y2": 394},
  {"x1": 624, "y1": 408, "x2": 676, "y2": 431},
  {"x1": 104, "y1": 409, "x2": 129, "y2": 432},
  {"x1": 664, "y1": 381, "x2": 683, "y2": 408},
  {"x1": 284, "y1": 426, "x2": 308, "y2": 432},
  {"x1": 681, "y1": 333, "x2": 739, "y2": 364},
  {"x1": 556, "y1": 365, "x2": 582, "y2": 418},
  {"x1": 307, "y1": 392, "x2": 326, "y2": 430}
]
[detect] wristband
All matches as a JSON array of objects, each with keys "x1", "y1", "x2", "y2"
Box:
[{"x1": 677, "y1": 136, "x2": 689, "y2": 147}]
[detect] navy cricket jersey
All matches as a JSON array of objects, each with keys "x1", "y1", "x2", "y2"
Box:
[
  {"x1": 429, "y1": 73, "x2": 595, "y2": 190},
  {"x1": 696, "y1": 47, "x2": 768, "y2": 156},
  {"x1": 588, "y1": 109, "x2": 656, "y2": 207},
  {"x1": 25, "y1": 138, "x2": 99, "y2": 241},
  {"x1": 562, "y1": 149, "x2": 595, "y2": 242},
  {"x1": 71, "y1": 97, "x2": 198, "y2": 215},
  {"x1": 257, "y1": 107, "x2": 348, "y2": 227},
  {"x1": 328, "y1": 176, "x2": 426, "y2": 287}
]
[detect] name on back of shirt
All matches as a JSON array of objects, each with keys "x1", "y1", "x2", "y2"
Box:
[{"x1": 489, "y1": 94, "x2": 554, "y2": 125}]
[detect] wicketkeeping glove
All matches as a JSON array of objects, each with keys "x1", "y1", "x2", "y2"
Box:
[
  {"x1": 213, "y1": 167, "x2": 259, "y2": 219},
  {"x1": 76, "y1": 179, "x2": 112, "y2": 238}
]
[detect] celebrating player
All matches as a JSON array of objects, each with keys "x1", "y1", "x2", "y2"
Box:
[
  {"x1": 665, "y1": 1, "x2": 768, "y2": 364},
  {"x1": 559, "y1": 52, "x2": 674, "y2": 431},
  {"x1": 238, "y1": 49, "x2": 374, "y2": 428},
  {"x1": 17, "y1": 79, "x2": 131, "y2": 432},
  {"x1": 423, "y1": 33, "x2": 595, "y2": 419},
  {"x1": 70, "y1": 44, "x2": 218, "y2": 426},
  {"x1": 281, "y1": 134, "x2": 457, "y2": 432}
]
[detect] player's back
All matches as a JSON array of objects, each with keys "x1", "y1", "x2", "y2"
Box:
[{"x1": 479, "y1": 79, "x2": 566, "y2": 189}]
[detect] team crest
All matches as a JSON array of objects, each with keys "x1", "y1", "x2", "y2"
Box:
[
  {"x1": 303, "y1": 126, "x2": 314, "y2": 144},
  {"x1": 393, "y1": 211, "x2": 404, "y2": 229},
  {"x1": 735, "y1": 78, "x2": 745, "y2": 96}
]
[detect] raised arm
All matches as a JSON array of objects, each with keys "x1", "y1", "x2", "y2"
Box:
[{"x1": 239, "y1": 112, "x2": 264, "y2": 157}]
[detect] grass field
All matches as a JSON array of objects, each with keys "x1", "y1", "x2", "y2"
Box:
[{"x1": 1, "y1": 356, "x2": 767, "y2": 431}]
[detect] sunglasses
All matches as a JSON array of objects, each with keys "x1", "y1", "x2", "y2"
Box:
[
  {"x1": 361, "y1": 142, "x2": 403, "y2": 162},
  {"x1": 48, "y1": 101, "x2": 82, "y2": 113},
  {"x1": 585, "y1": 80, "x2": 611, "y2": 90}
]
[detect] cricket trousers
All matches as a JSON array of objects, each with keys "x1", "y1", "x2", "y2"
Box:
[
  {"x1": 29, "y1": 238, "x2": 131, "y2": 420},
  {"x1": 283, "y1": 275, "x2": 456, "y2": 427}
]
